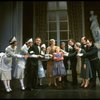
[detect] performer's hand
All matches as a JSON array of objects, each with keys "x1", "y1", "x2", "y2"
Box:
[
  {"x1": 37, "y1": 55, "x2": 40, "y2": 58},
  {"x1": 77, "y1": 53, "x2": 83, "y2": 57},
  {"x1": 64, "y1": 52, "x2": 69, "y2": 56},
  {"x1": 39, "y1": 55, "x2": 44, "y2": 58},
  {"x1": 24, "y1": 54, "x2": 29, "y2": 59},
  {"x1": 49, "y1": 54, "x2": 53, "y2": 58},
  {"x1": 84, "y1": 64, "x2": 86, "y2": 70},
  {"x1": 37, "y1": 55, "x2": 44, "y2": 58}
]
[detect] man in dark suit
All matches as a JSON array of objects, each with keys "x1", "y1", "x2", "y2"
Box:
[
  {"x1": 84, "y1": 39, "x2": 100, "y2": 88},
  {"x1": 67, "y1": 39, "x2": 78, "y2": 85},
  {"x1": 81, "y1": 36, "x2": 88, "y2": 51},
  {"x1": 25, "y1": 37, "x2": 42, "y2": 90}
]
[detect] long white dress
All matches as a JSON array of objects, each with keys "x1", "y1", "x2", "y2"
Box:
[
  {"x1": 13, "y1": 44, "x2": 29, "y2": 79},
  {"x1": 0, "y1": 45, "x2": 17, "y2": 80},
  {"x1": 0, "y1": 52, "x2": 12, "y2": 80},
  {"x1": 0, "y1": 45, "x2": 26, "y2": 80}
]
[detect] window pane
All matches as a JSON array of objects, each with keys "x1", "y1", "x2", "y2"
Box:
[
  {"x1": 49, "y1": 22, "x2": 56, "y2": 30},
  {"x1": 59, "y1": 11, "x2": 68, "y2": 20},
  {"x1": 60, "y1": 31, "x2": 68, "y2": 40},
  {"x1": 58, "y1": 1, "x2": 67, "y2": 9},
  {"x1": 48, "y1": 12, "x2": 56, "y2": 21},
  {"x1": 48, "y1": 2, "x2": 57, "y2": 10},
  {"x1": 60, "y1": 22, "x2": 68, "y2": 30},
  {"x1": 49, "y1": 32, "x2": 57, "y2": 40}
]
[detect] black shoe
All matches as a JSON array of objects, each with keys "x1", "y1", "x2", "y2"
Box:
[
  {"x1": 89, "y1": 84, "x2": 96, "y2": 89},
  {"x1": 26, "y1": 87, "x2": 34, "y2": 91},
  {"x1": 71, "y1": 82, "x2": 78, "y2": 86}
]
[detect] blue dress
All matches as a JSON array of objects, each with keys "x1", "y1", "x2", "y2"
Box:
[{"x1": 53, "y1": 52, "x2": 67, "y2": 76}]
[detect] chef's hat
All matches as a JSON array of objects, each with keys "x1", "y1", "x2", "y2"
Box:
[{"x1": 9, "y1": 36, "x2": 17, "y2": 44}]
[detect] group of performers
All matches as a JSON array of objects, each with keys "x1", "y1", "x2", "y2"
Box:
[{"x1": 0, "y1": 36, "x2": 100, "y2": 93}]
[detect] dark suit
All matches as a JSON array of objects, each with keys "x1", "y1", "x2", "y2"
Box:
[
  {"x1": 25, "y1": 44, "x2": 41, "y2": 89},
  {"x1": 68, "y1": 45, "x2": 77, "y2": 85}
]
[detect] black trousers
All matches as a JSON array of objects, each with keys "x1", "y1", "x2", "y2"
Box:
[
  {"x1": 25, "y1": 63, "x2": 38, "y2": 89},
  {"x1": 90, "y1": 59, "x2": 100, "y2": 86},
  {"x1": 70, "y1": 60, "x2": 77, "y2": 84}
]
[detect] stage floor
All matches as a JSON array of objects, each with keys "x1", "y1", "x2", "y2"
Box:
[{"x1": 0, "y1": 75, "x2": 100, "y2": 99}]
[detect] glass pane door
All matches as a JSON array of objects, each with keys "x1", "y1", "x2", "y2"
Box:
[{"x1": 47, "y1": 1, "x2": 69, "y2": 46}]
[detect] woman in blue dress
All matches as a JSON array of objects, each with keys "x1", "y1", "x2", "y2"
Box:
[{"x1": 52, "y1": 46, "x2": 66, "y2": 86}]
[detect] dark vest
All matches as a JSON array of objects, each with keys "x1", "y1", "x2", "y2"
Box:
[{"x1": 28, "y1": 44, "x2": 41, "y2": 67}]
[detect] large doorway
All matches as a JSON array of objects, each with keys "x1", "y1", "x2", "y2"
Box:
[{"x1": 47, "y1": 1, "x2": 69, "y2": 46}]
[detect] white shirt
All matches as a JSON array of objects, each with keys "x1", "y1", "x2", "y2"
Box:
[{"x1": 38, "y1": 45, "x2": 41, "y2": 53}]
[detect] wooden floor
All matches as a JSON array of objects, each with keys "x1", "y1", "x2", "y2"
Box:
[{"x1": 0, "y1": 74, "x2": 100, "y2": 99}]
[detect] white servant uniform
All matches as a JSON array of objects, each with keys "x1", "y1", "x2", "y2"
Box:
[
  {"x1": 0, "y1": 45, "x2": 17, "y2": 80},
  {"x1": 0, "y1": 45, "x2": 26, "y2": 80},
  {"x1": 13, "y1": 44, "x2": 29, "y2": 79}
]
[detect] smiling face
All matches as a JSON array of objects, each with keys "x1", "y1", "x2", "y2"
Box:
[
  {"x1": 68, "y1": 40, "x2": 74, "y2": 46},
  {"x1": 35, "y1": 37, "x2": 41, "y2": 46},
  {"x1": 49, "y1": 39, "x2": 55, "y2": 46},
  {"x1": 86, "y1": 40, "x2": 92, "y2": 47},
  {"x1": 74, "y1": 42, "x2": 81, "y2": 51},
  {"x1": 81, "y1": 37, "x2": 87, "y2": 45},
  {"x1": 27, "y1": 42, "x2": 33, "y2": 47},
  {"x1": 11, "y1": 41, "x2": 18, "y2": 49},
  {"x1": 60, "y1": 42, "x2": 65, "y2": 49},
  {"x1": 12, "y1": 41, "x2": 17, "y2": 47}
]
